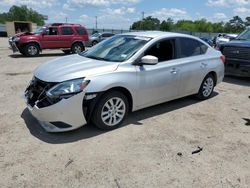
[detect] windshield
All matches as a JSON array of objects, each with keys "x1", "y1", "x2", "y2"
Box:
[
  {"x1": 33, "y1": 27, "x2": 45, "y2": 34},
  {"x1": 81, "y1": 35, "x2": 151, "y2": 62},
  {"x1": 236, "y1": 29, "x2": 250, "y2": 40}
]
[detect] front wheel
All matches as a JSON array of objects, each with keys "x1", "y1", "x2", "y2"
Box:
[
  {"x1": 92, "y1": 91, "x2": 129, "y2": 130},
  {"x1": 24, "y1": 43, "x2": 40, "y2": 57},
  {"x1": 197, "y1": 74, "x2": 215, "y2": 100}
]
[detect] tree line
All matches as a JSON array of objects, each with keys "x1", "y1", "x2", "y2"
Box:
[
  {"x1": 1, "y1": 5, "x2": 250, "y2": 34},
  {"x1": 0, "y1": 5, "x2": 45, "y2": 26},
  {"x1": 130, "y1": 16, "x2": 250, "y2": 34}
]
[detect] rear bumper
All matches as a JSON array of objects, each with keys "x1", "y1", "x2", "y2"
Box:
[
  {"x1": 225, "y1": 58, "x2": 250, "y2": 77},
  {"x1": 23, "y1": 92, "x2": 87, "y2": 132}
]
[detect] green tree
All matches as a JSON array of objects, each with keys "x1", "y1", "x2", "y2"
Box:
[
  {"x1": 0, "y1": 5, "x2": 45, "y2": 25},
  {"x1": 160, "y1": 18, "x2": 174, "y2": 31},
  {"x1": 130, "y1": 15, "x2": 246, "y2": 34},
  {"x1": 212, "y1": 22, "x2": 225, "y2": 33},
  {"x1": 245, "y1": 17, "x2": 250, "y2": 26},
  {"x1": 131, "y1": 16, "x2": 160, "y2": 30},
  {"x1": 226, "y1": 16, "x2": 245, "y2": 33},
  {"x1": 175, "y1": 20, "x2": 195, "y2": 32}
]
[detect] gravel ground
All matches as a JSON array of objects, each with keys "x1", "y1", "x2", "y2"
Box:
[{"x1": 0, "y1": 37, "x2": 250, "y2": 188}]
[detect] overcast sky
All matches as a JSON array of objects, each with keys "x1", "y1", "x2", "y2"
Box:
[{"x1": 0, "y1": 0, "x2": 250, "y2": 29}]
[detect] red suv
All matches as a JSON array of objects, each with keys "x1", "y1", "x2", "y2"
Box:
[{"x1": 9, "y1": 23, "x2": 89, "y2": 57}]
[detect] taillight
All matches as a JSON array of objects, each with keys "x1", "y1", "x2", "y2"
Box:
[{"x1": 220, "y1": 55, "x2": 225, "y2": 64}]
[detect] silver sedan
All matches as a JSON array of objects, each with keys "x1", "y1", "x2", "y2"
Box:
[{"x1": 24, "y1": 31, "x2": 225, "y2": 132}]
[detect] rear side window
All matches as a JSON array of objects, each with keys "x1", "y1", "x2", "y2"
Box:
[
  {"x1": 61, "y1": 27, "x2": 74, "y2": 35},
  {"x1": 178, "y1": 38, "x2": 208, "y2": 58},
  {"x1": 45, "y1": 27, "x2": 58, "y2": 35},
  {"x1": 75, "y1": 27, "x2": 87, "y2": 35}
]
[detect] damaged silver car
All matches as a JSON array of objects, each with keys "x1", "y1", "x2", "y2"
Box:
[{"x1": 24, "y1": 31, "x2": 225, "y2": 132}]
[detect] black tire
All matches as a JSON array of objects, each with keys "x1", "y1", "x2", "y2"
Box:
[
  {"x1": 19, "y1": 48, "x2": 25, "y2": 55},
  {"x1": 92, "y1": 91, "x2": 129, "y2": 130},
  {"x1": 24, "y1": 43, "x2": 40, "y2": 57},
  {"x1": 92, "y1": 41, "x2": 98, "y2": 46},
  {"x1": 197, "y1": 74, "x2": 215, "y2": 100},
  {"x1": 62, "y1": 50, "x2": 71, "y2": 54},
  {"x1": 71, "y1": 43, "x2": 84, "y2": 54}
]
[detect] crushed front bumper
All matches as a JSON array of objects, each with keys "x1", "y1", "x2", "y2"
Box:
[
  {"x1": 8, "y1": 37, "x2": 19, "y2": 53},
  {"x1": 24, "y1": 92, "x2": 87, "y2": 132}
]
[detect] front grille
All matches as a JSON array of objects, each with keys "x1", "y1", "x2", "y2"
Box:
[
  {"x1": 223, "y1": 46, "x2": 250, "y2": 60},
  {"x1": 25, "y1": 77, "x2": 58, "y2": 107}
]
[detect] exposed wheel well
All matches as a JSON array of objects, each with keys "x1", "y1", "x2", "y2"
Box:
[
  {"x1": 23, "y1": 42, "x2": 41, "y2": 51},
  {"x1": 72, "y1": 41, "x2": 85, "y2": 49},
  {"x1": 85, "y1": 87, "x2": 133, "y2": 123},
  {"x1": 105, "y1": 87, "x2": 133, "y2": 112},
  {"x1": 208, "y1": 71, "x2": 217, "y2": 85}
]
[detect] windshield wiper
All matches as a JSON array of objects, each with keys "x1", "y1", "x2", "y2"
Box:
[{"x1": 85, "y1": 55, "x2": 109, "y2": 61}]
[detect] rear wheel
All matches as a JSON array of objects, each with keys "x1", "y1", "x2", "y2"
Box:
[
  {"x1": 24, "y1": 43, "x2": 40, "y2": 57},
  {"x1": 92, "y1": 91, "x2": 129, "y2": 130},
  {"x1": 71, "y1": 43, "x2": 84, "y2": 54},
  {"x1": 197, "y1": 74, "x2": 215, "y2": 100}
]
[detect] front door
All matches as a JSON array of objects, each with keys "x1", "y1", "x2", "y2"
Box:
[
  {"x1": 41, "y1": 27, "x2": 61, "y2": 49},
  {"x1": 135, "y1": 39, "x2": 181, "y2": 109}
]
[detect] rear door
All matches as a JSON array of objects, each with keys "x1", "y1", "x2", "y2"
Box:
[
  {"x1": 176, "y1": 37, "x2": 209, "y2": 95},
  {"x1": 59, "y1": 27, "x2": 75, "y2": 48}
]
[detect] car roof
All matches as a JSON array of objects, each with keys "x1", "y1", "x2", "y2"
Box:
[
  {"x1": 46, "y1": 23, "x2": 83, "y2": 27},
  {"x1": 122, "y1": 31, "x2": 193, "y2": 39}
]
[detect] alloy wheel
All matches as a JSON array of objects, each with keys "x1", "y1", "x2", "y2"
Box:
[
  {"x1": 202, "y1": 77, "x2": 214, "y2": 97},
  {"x1": 101, "y1": 97, "x2": 126, "y2": 126},
  {"x1": 73, "y1": 45, "x2": 82, "y2": 53},
  {"x1": 28, "y1": 45, "x2": 38, "y2": 56}
]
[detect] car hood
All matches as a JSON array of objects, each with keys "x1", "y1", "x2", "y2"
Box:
[
  {"x1": 34, "y1": 54, "x2": 119, "y2": 82},
  {"x1": 222, "y1": 40, "x2": 250, "y2": 48},
  {"x1": 14, "y1": 32, "x2": 34, "y2": 37}
]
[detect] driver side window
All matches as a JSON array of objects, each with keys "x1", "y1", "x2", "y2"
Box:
[
  {"x1": 45, "y1": 27, "x2": 58, "y2": 35},
  {"x1": 144, "y1": 39, "x2": 175, "y2": 62}
]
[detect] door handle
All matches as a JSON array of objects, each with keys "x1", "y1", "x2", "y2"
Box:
[
  {"x1": 200, "y1": 62, "x2": 208, "y2": 68},
  {"x1": 170, "y1": 68, "x2": 178, "y2": 74}
]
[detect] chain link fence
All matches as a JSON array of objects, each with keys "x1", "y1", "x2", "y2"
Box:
[{"x1": 0, "y1": 24, "x2": 223, "y2": 39}]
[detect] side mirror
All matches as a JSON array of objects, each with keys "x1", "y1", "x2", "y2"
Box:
[{"x1": 140, "y1": 55, "x2": 158, "y2": 65}]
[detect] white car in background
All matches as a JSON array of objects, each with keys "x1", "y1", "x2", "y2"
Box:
[
  {"x1": 216, "y1": 33, "x2": 238, "y2": 47},
  {"x1": 24, "y1": 31, "x2": 225, "y2": 132}
]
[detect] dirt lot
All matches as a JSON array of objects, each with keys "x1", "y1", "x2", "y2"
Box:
[{"x1": 0, "y1": 37, "x2": 250, "y2": 188}]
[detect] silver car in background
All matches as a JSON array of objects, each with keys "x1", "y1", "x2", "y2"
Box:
[
  {"x1": 24, "y1": 31, "x2": 225, "y2": 132},
  {"x1": 89, "y1": 32, "x2": 115, "y2": 46}
]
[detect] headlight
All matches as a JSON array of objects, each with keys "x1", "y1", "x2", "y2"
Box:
[
  {"x1": 46, "y1": 78, "x2": 90, "y2": 98},
  {"x1": 13, "y1": 37, "x2": 20, "y2": 42}
]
